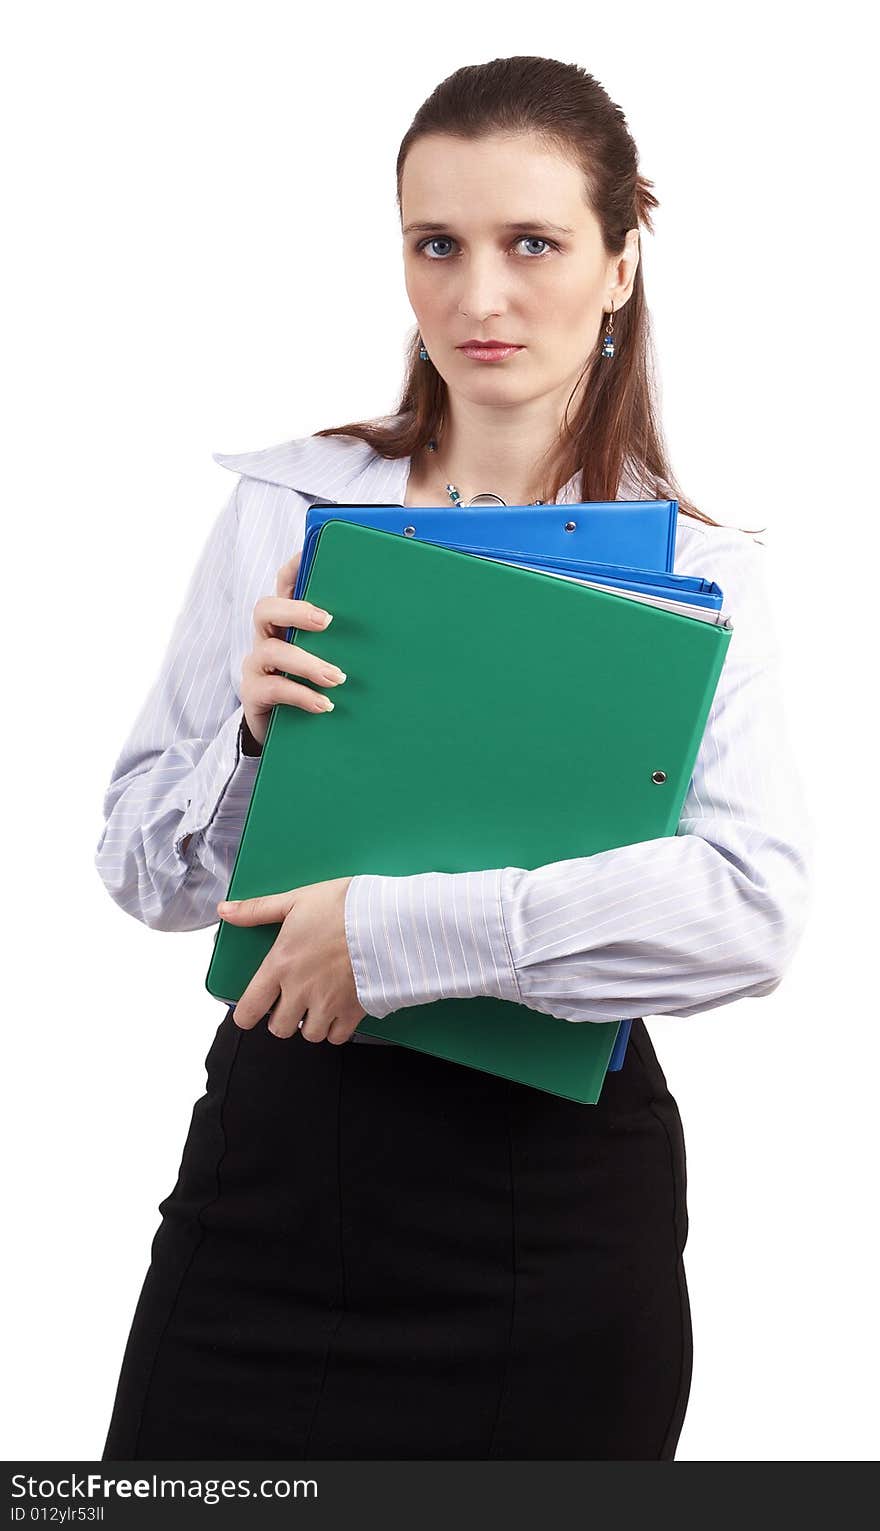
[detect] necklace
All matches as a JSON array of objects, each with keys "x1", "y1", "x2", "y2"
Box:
[{"x1": 425, "y1": 438, "x2": 545, "y2": 507}]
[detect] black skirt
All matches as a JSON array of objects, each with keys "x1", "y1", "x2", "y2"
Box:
[{"x1": 102, "y1": 1009, "x2": 693, "y2": 1461}]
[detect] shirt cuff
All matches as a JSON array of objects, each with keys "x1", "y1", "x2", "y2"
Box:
[
  {"x1": 344, "y1": 869, "x2": 523, "y2": 1019},
  {"x1": 173, "y1": 707, "x2": 261, "y2": 859}
]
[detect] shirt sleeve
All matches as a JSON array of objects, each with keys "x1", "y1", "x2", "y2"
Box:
[
  {"x1": 94, "y1": 480, "x2": 261, "y2": 931},
  {"x1": 343, "y1": 530, "x2": 815, "y2": 1022}
]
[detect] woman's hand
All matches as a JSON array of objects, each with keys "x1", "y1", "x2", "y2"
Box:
[
  {"x1": 217, "y1": 876, "x2": 367, "y2": 1045},
  {"x1": 240, "y1": 549, "x2": 348, "y2": 751}
]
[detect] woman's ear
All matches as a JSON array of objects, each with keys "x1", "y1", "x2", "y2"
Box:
[{"x1": 608, "y1": 228, "x2": 641, "y2": 311}]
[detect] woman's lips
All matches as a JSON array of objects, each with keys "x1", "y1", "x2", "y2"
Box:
[{"x1": 457, "y1": 344, "x2": 525, "y2": 362}]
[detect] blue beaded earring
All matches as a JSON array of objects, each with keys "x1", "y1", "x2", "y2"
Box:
[
  {"x1": 601, "y1": 301, "x2": 615, "y2": 359},
  {"x1": 418, "y1": 333, "x2": 429, "y2": 361}
]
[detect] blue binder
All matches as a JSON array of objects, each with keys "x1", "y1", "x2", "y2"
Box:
[
  {"x1": 298, "y1": 499, "x2": 679, "y2": 588},
  {"x1": 294, "y1": 499, "x2": 686, "y2": 1075}
]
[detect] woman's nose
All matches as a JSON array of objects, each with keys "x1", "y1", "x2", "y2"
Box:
[{"x1": 454, "y1": 256, "x2": 511, "y2": 319}]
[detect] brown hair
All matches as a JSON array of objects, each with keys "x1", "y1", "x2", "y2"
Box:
[{"x1": 316, "y1": 56, "x2": 761, "y2": 536}]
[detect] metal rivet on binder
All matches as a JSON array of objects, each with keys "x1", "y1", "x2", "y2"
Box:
[
  {"x1": 564, "y1": 521, "x2": 576, "y2": 532},
  {"x1": 403, "y1": 526, "x2": 416, "y2": 537},
  {"x1": 652, "y1": 770, "x2": 667, "y2": 784}
]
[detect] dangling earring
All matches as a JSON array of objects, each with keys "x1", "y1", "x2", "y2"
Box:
[
  {"x1": 418, "y1": 333, "x2": 429, "y2": 362},
  {"x1": 601, "y1": 301, "x2": 615, "y2": 359}
]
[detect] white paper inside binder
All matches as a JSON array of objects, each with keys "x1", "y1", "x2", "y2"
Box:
[{"x1": 486, "y1": 555, "x2": 731, "y2": 626}]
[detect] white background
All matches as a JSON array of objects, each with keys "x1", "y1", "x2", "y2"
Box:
[{"x1": 3, "y1": 0, "x2": 876, "y2": 1463}]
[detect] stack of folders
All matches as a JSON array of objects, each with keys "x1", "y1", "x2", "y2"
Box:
[{"x1": 206, "y1": 500, "x2": 732, "y2": 1105}]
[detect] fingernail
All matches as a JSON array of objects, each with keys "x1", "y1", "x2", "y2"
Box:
[
  {"x1": 318, "y1": 697, "x2": 334, "y2": 711},
  {"x1": 315, "y1": 610, "x2": 333, "y2": 626}
]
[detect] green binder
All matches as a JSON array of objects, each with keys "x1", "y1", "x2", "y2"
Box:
[{"x1": 206, "y1": 520, "x2": 731, "y2": 1104}]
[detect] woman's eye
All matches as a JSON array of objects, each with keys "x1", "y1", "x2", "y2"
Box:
[
  {"x1": 419, "y1": 236, "x2": 456, "y2": 259},
  {"x1": 416, "y1": 235, "x2": 556, "y2": 260},
  {"x1": 516, "y1": 237, "x2": 553, "y2": 257}
]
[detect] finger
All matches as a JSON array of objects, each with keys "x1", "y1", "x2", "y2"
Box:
[
  {"x1": 275, "y1": 549, "x2": 302, "y2": 598},
  {"x1": 255, "y1": 594, "x2": 332, "y2": 641},
  {"x1": 266, "y1": 991, "x2": 309, "y2": 1041},
  {"x1": 252, "y1": 636, "x2": 347, "y2": 688},
  {"x1": 299, "y1": 1008, "x2": 332, "y2": 1045},
  {"x1": 217, "y1": 890, "x2": 296, "y2": 925},
  {"x1": 239, "y1": 651, "x2": 340, "y2": 716},
  {"x1": 232, "y1": 973, "x2": 281, "y2": 1031},
  {"x1": 327, "y1": 1017, "x2": 357, "y2": 1046}
]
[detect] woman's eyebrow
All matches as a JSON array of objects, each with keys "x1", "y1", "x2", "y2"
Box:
[{"x1": 403, "y1": 219, "x2": 575, "y2": 235}]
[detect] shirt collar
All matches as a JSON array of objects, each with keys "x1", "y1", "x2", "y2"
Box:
[
  {"x1": 212, "y1": 413, "x2": 643, "y2": 504},
  {"x1": 212, "y1": 422, "x2": 405, "y2": 504}
]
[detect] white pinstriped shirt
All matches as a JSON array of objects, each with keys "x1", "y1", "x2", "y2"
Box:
[{"x1": 94, "y1": 417, "x2": 814, "y2": 1044}]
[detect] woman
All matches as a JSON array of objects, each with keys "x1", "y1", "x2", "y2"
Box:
[{"x1": 97, "y1": 57, "x2": 812, "y2": 1460}]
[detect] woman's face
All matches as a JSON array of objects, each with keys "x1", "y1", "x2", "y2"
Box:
[{"x1": 401, "y1": 131, "x2": 640, "y2": 409}]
